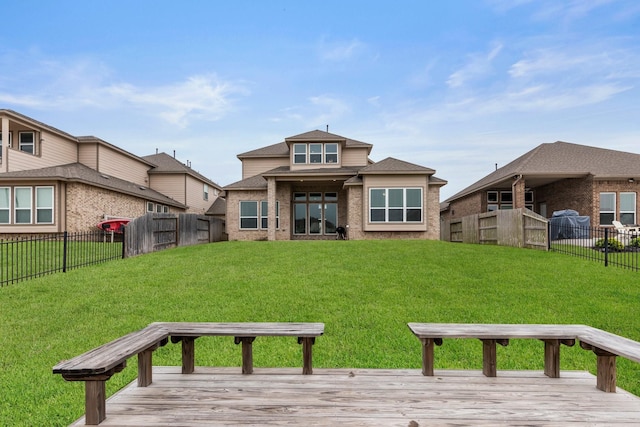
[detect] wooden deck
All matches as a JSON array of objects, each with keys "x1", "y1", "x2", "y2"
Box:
[{"x1": 70, "y1": 367, "x2": 640, "y2": 426}]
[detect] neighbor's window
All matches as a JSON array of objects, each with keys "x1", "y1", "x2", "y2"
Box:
[
  {"x1": 147, "y1": 202, "x2": 154, "y2": 212},
  {"x1": 600, "y1": 192, "x2": 616, "y2": 225},
  {"x1": 240, "y1": 201, "x2": 258, "y2": 229},
  {"x1": 19, "y1": 132, "x2": 35, "y2": 154},
  {"x1": 0, "y1": 187, "x2": 10, "y2": 223},
  {"x1": 309, "y1": 143, "x2": 322, "y2": 163},
  {"x1": 369, "y1": 188, "x2": 422, "y2": 223},
  {"x1": 325, "y1": 143, "x2": 338, "y2": 163},
  {"x1": 203, "y1": 184, "x2": 209, "y2": 201},
  {"x1": 14, "y1": 187, "x2": 32, "y2": 224},
  {"x1": 35, "y1": 186, "x2": 54, "y2": 224},
  {"x1": 620, "y1": 192, "x2": 636, "y2": 225},
  {"x1": 293, "y1": 144, "x2": 307, "y2": 164}
]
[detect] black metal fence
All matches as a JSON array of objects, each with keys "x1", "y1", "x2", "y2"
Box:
[
  {"x1": 0, "y1": 230, "x2": 125, "y2": 287},
  {"x1": 549, "y1": 223, "x2": 640, "y2": 271}
]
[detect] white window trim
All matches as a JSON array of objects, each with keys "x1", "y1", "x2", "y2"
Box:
[
  {"x1": 239, "y1": 201, "x2": 259, "y2": 230},
  {"x1": 14, "y1": 186, "x2": 33, "y2": 224},
  {"x1": 293, "y1": 144, "x2": 307, "y2": 164},
  {"x1": 19, "y1": 131, "x2": 35, "y2": 154},
  {"x1": 600, "y1": 192, "x2": 616, "y2": 225},
  {"x1": 369, "y1": 188, "x2": 423, "y2": 223},
  {"x1": 620, "y1": 192, "x2": 636, "y2": 225},
  {"x1": 0, "y1": 187, "x2": 10, "y2": 224}
]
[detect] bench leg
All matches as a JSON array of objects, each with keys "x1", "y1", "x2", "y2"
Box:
[
  {"x1": 299, "y1": 337, "x2": 315, "y2": 375},
  {"x1": 181, "y1": 337, "x2": 195, "y2": 374},
  {"x1": 420, "y1": 338, "x2": 435, "y2": 376},
  {"x1": 235, "y1": 337, "x2": 255, "y2": 374},
  {"x1": 85, "y1": 380, "x2": 106, "y2": 425},
  {"x1": 138, "y1": 349, "x2": 153, "y2": 386},
  {"x1": 595, "y1": 349, "x2": 617, "y2": 392},
  {"x1": 481, "y1": 339, "x2": 508, "y2": 377},
  {"x1": 544, "y1": 339, "x2": 561, "y2": 378}
]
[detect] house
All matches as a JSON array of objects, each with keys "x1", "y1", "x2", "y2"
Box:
[
  {"x1": 441, "y1": 141, "x2": 640, "y2": 228},
  {"x1": 0, "y1": 109, "x2": 222, "y2": 237},
  {"x1": 223, "y1": 130, "x2": 446, "y2": 241}
]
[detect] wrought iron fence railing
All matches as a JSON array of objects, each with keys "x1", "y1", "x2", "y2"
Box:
[
  {"x1": 0, "y1": 230, "x2": 125, "y2": 287},
  {"x1": 549, "y1": 224, "x2": 639, "y2": 271}
]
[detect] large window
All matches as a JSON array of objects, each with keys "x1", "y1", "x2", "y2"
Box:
[
  {"x1": 293, "y1": 192, "x2": 338, "y2": 235},
  {"x1": 620, "y1": 192, "x2": 636, "y2": 225},
  {"x1": 599, "y1": 192, "x2": 616, "y2": 225},
  {"x1": 292, "y1": 143, "x2": 339, "y2": 165},
  {"x1": 0, "y1": 187, "x2": 9, "y2": 223},
  {"x1": 240, "y1": 200, "x2": 279, "y2": 230},
  {"x1": 36, "y1": 187, "x2": 54, "y2": 224},
  {"x1": 19, "y1": 132, "x2": 35, "y2": 154},
  {"x1": 370, "y1": 188, "x2": 422, "y2": 223}
]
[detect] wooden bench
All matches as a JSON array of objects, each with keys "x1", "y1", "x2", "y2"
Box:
[
  {"x1": 52, "y1": 324, "x2": 169, "y2": 425},
  {"x1": 407, "y1": 323, "x2": 640, "y2": 393},
  {"x1": 154, "y1": 322, "x2": 325, "y2": 375},
  {"x1": 53, "y1": 322, "x2": 324, "y2": 425}
]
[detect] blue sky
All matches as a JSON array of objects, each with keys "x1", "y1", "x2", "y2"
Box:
[{"x1": 1, "y1": 1, "x2": 639, "y2": 199}]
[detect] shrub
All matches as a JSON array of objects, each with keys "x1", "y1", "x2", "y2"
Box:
[
  {"x1": 630, "y1": 237, "x2": 640, "y2": 248},
  {"x1": 594, "y1": 237, "x2": 625, "y2": 251}
]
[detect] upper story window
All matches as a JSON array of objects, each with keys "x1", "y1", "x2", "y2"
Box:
[
  {"x1": 293, "y1": 142, "x2": 339, "y2": 165},
  {"x1": 0, "y1": 187, "x2": 10, "y2": 223},
  {"x1": 19, "y1": 132, "x2": 35, "y2": 154},
  {"x1": 203, "y1": 184, "x2": 209, "y2": 201}
]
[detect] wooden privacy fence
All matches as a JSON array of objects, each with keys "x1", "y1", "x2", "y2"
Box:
[
  {"x1": 442, "y1": 208, "x2": 548, "y2": 250},
  {"x1": 125, "y1": 213, "x2": 224, "y2": 257}
]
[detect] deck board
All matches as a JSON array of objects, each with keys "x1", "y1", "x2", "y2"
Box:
[{"x1": 70, "y1": 367, "x2": 640, "y2": 426}]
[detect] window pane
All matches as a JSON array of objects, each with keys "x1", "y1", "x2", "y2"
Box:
[
  {"x1": 261, "y1": 201, "x2": 268, "y2": 216},
  {"x1": 388, "y1": 208, "x2": 403, "y2": 221},
  {"x1": 388, "y1": 189, "x2": 403, "y2": 207},
  {"x1": 309, "y1": 203, "x2": 322, "y2": 234},
  {"x1": 620, "y1": 212, "x2": 635, "y2": 225},
  {"x1": 294, "y1": 204, "x2": 306, "y2": 233},
  {"x1": 37, "y1": 209, "x2": 53, "y2": 223},
  {"x1": 309, "y1": 143, "x2": 322, "y2": 163},
  {"x1": 240, "y1": 201, "x2": 257, "y2": 216},
  {"x1": 370, "y1": 209, "x2": 385, "y2": 222},
  {"x1": 600, "y1": 193, "x2": 615, "y2": 211},
  {"x1": 325, "y1": 192, "x2": 338, "y2": 201},
  {"x1": 0, "y1": 211, "x2": 8, "y2": 223},
  {"x1": 620, "y1": 193, "x2": 636, "y2": 211},
  {"x1": 500, "y1": 192, "x2": 513, "y2": 202},
  {"x1": 15, "y1": 188, "x2": 31, "y2": 208},
  {"x1": 147, "y1": 202, "x2": 154, "y2": 212},
  {"x1": 293, "y1": 192, "x2": 307, "y2": 201},
  {"x1": 406, "y1": 189, "x2": 421, "y2": 207},
  {"x1": 309, "y1": 192, "x2": 322, "y2": 201},
  {"x1": 487, "y1": 191, "x2": 498, "y2": 202},
  {"x1": 406, "y1": 209, "x2": 422, "y2": 222},
  {"x1": 324, "y1": 203, "x2": 337, "y2": 233},
  {"x1": 240, "y1": 218, "x2": 258, "y2": 228},
  {"x1": 16, "y1": 210, "x2": 31, "y2": 223},
  {"x1": 294, "y1": 144, "x2": 306, "y2": 164},
  {"x1": 600, "y1": 212, "x2": 614, "y2": 226},
  {"x1": 0, "y1": 188, "x2": 9, "y2": 208},
  {"x1": 370, "y1": 189, "x2": 385, "y2": 208},
  {"x1": 36, "y1": 187, "x2": 53, "y2": 207},
  {"x1": 325, "y1": 143, "x2": 338, "y2": 163}
]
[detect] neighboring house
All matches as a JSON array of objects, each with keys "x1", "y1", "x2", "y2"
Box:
[
  {"x1": 224, "y1": 130, "x2": 446, "y2": 241},
  {"x1": 0, "y1": 109, "x2": 222, "y2": 237},
  {"x1": 442, "y1": 141, "x2": 640, "y2": 228}
]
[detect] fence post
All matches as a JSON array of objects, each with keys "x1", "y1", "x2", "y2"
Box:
[
  {"x1": 604, "y1": 227, "x2": 609, "y2": 267},
  {"x1": 62, "y1": 231, "x2": 68, "y2": 273},
  {"x1": 121, "y1": 227, "x2": 126, "y2": 259}
]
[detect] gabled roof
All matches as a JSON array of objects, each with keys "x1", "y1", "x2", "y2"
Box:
[
  {"x1": 143, "y1": 152, "x2": 222, "y2": 189},
  {"x1": 0, "y1": 163, "x2": 185, "y2": 208},
  {"x1": 0, "y1": 109, "x2": 78, "y2": 141},
  {"x1": 78, "y1": 136, "x2": 157, "y2": 167},
  {"x1": 238, "y1": 130, "x2": 373, "y2": 159},
  {"x1": 446, "y1": 141, "x2": 640, "y2": 202},
  {"x1": 206, "y1": 197, "x2": 226, "y2": 216}
]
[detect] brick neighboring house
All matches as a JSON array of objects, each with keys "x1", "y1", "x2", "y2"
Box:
[
  {"x1": 441, "y1": 141, "x2": 640, "y2": 228},
  {"x1": 0, "y1": 109, "x2": 222, "y2": 237},
  {"x1": 224, "y1": 130, "x2": 447, "y2": 241}
]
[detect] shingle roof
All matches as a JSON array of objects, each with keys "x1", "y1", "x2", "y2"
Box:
[
  {"x1": 143, "y1": 152, "x2": 222, "y2": 189},
  {"x1": 237, "y1": 130, "x2": 373, "y2": 158},
  {"x1": 206, "y1": 197, "x2": 226, "y2": 215},
  {"x1": 224, "y1": 174, "x2": 269, "y2": 190},
  {"x1": 446, "y1": 141, "x2": 640, "y2": 202},
  {"x1": 0, "y1": 163, "x2": 185, "y2": 208},
  {"x1": 359, "y1": 157, "x2": 436, "y2": 174}
]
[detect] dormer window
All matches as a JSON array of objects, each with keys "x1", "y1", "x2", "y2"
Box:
[
  {"x1": 19, "y1": 132, "x2": 35, "y2": 154},
  {"x1": 293, "y1": 142, "x2": 339, "y2": 165}
]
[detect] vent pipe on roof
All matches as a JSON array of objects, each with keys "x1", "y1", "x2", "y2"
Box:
[
  {"x1": 156, "y1": 148, "x2": 158, "y2": 154},
  {"x1": 173, "y1": 150, "x2": 176, "y2": 158},
  {"x1": 495, "y1": 163, "x2": 498, "y2": 171},
  {"x1": 326, "y1": 124, "x2": 329, "y2": 132}
]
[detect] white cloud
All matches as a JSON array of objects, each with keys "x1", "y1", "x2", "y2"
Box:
[
  {"x1": 446, "y1": 43, "x2": 503, "y2": 88},
  {"x1": 318, "y1": 37, "x2": 365, "y2": 61}
]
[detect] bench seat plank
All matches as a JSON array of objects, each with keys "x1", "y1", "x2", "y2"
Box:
[
  {"x1": 154, "y1": 322, "x2": 324, "y2": 337},
  {"x1": 408, "y1": 323, "x2": 581, "y2": 340}
]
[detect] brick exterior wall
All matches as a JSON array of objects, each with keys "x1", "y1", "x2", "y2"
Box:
[
  {"x1": 535, "y1": 177, "x2": 593, "y2": 221},
  {"x1": 592, "y1": 179, "x2": 640, "y2": 227},
  {"x1": 66, "y1": 182, "x2": 157, "y2": 232},
  {"x1": 445, "y1": 192, "x2": 483, "y2": 221}
]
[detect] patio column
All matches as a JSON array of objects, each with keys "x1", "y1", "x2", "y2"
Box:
[
  {"x1": 267, "y1": 176, "x2": 276, "y2": 241},
  {"x1": 512, "y1": 175, "x2": 526, "y2": 209}
]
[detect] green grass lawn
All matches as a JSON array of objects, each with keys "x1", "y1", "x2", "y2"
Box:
[{"x1": 1, "y1": 240, "x2": 639, "y2": 426}]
